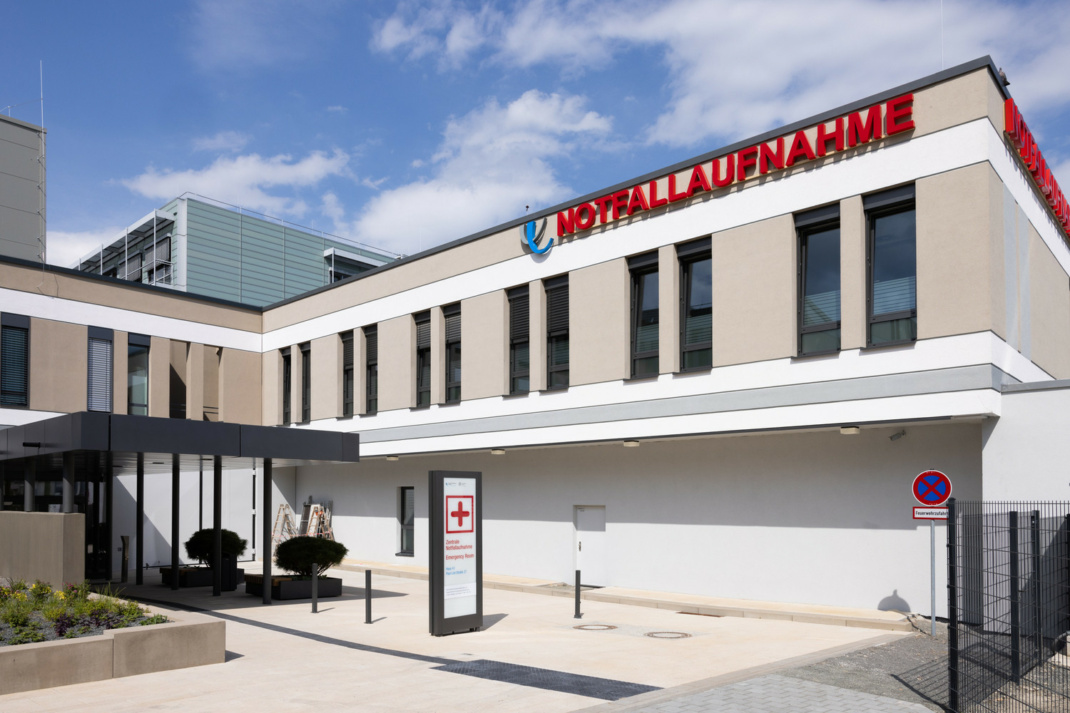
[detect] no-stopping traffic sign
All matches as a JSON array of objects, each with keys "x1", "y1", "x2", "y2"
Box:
[{"x1": 912, "y1": 470, "x2": 952, "y2": 507}]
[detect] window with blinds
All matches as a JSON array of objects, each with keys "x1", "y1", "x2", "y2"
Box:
[
  {"x1": 127, "y1": 334, "x2": 150, "y2": 416},
  {"x1": 444, "y1": 304, "x2": 461, "y2": 403},
  {"x1": 87, "y1": 329, "x2": 114, "y2": 412},
  {"x1": 866, "y1": 185, "x2": 916, "y2": 347},
  {"x1": 300, "y1": 342, "x2": 311, "y2": 423},
  {"x1": 0, "y1": 316, "x2": 29, "y2": 407},
  {"x1": 796, "y1": 205, "x2": 841, "y2": 356},
  {"x1": 629, "y1": 253, "x2": 659, "y2": 378},
  {"x1": 508, "y1": 286, "x2": 529, "y2": 394},
  {"x1": 415, "y1": 312, "x2": 431, "y2": 407},
  {"x1": 545, "y1": 276, "x2": 569, "y2": 390},
  {"x1": 365, "y1": 326, "x2": 378, "y2": 414},
  {"x1": 678, "y1": 238, "x2": 712, "y2": 371},
  {"x1": 342, "y1": 331, "x2": 354, "y2": 417}
]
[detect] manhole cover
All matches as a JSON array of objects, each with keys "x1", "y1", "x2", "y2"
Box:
[
  {"x1": 573, "y1": 624, "x2": 617, "y2": 631},
  {"x1": 644, "y1": 631, "x2": 691, "y2": 639}
]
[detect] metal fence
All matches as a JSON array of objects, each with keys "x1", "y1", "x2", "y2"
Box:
[{"x1": 948, "y1": 499, "x2": 1070, "y2": 712}]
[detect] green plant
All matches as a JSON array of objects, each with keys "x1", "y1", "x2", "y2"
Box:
[
  {"x1": 184, "y1": 529, "x2": 248, "y2": 567},
  {"x1": 7, "y1": 626, "x2": 46, "y2": 645},
  {"x1": 1, "y1": 599, "x2": 32, "y2": 628},
  {"x1": 274, "y1": 536, "x2": 348, "y2": 577}
]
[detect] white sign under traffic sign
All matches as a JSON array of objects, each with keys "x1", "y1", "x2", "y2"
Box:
[{"x1": 913, "y1": 507, "x2": 949, "y2": 520}]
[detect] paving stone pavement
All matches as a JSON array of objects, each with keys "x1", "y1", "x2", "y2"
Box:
[{"x1": 623, "y1": 674, "x2": 932, "y2": 713}]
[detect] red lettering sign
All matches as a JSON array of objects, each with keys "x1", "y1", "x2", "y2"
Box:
[{"x1": 1005, "y1": 98, "x2": 1070, "y2": 237}]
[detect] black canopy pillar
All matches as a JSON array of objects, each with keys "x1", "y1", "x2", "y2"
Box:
[
  {"x1": 262, "y1": 458, "x2": 272, "y2": 605},
  {"x1": 213, "y1": 455, "x2": 222, "y2": 597},
  {"x1": 62, "y1": 452, "x2": 75, "y2": 514},
  {"x1": 136, "y1": 452, "x2": 144, "y2": 585},
  {"x1": 171, "y1": 453, "x2": 180, "y2": 591},
  {"x1": 23, "y1": 457, "x2": 35, "y2": 512}
]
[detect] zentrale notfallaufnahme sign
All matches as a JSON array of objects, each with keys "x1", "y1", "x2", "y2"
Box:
[{"x1": 429, "y1": 470, "x2": 483, "y2": 637}]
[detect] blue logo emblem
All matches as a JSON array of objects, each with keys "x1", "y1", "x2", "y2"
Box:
[{"x1": 521, "y1": 217, "x2": 552, "y2": 255}]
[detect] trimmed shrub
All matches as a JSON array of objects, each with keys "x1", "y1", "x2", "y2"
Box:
[
  {"x1": 184, "y1": 528, "x2": 248, "y2": 567},
  {"x1": 274, "y1": 537, "x2": 348, "y2": 577}
]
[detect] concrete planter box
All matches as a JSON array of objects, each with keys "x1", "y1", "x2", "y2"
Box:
[
  {"x1": 159, "y1": 557, "x2": 243, "y2": 591},
  {"x1": 245, "y1": 574, "x2": 342, "y2": 600},
  {"x1": 0, "y1": 606, "x2": 225, "y2": 695}
]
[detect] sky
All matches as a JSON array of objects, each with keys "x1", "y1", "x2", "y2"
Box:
[{"x1": 2, "y1": 0, "x2": 1069, "y2": 267}]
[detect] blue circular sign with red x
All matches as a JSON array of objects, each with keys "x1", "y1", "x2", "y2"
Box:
[{"x1": 912, "y1": 470, "x2": 952, "y2": 506}]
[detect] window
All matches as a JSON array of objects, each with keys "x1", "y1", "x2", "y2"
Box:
[
  {"x1": 365, "y1": 326, "x2": 378, "y2": 414},
  {"x1": 797, "y1": 205, "x2": 841, "y2": 356},
  {"x1": 342, "y1": 331, "x2": 354, "y2": 417},
  {"x1": 281, "y1": 348, "x2": 291, "y2": 424},
  {"x1": 145, "y1": 236, "x2": 172, "y2": 285},
  {"x1": 678, "y1": 239, "x2": 712, "y2": 370},
  {"x1": 444, "y1": 304, "x2": 461, "y2": 403},
  {"x1": 629, "y1": 253, "x2": 659, "y2": 377},
  {"x1": 128, "y1": 333, "x2": 150, "y2": 416},
  {"x1": 119, "y1": 253, "x2": 142, "y2": 282},
  {"x1": 508, "y1": 286, "x2": 530, "y2": 394},
  {"x1": 415, "y1": 312, "x2": 431, "y2": 407},
  {"x1": 299, "y1": 342, "x2": 311, "y2": 423},
  {"x1": 398, "y1": 486, "x2": 415, "y2": 556},
  {"x1": 545, "y1": 276, "x2": 569, "y2": 390},
  {"x1": 866, "y1": 185, "x2": 917, "y2": 346},
  {"x1": 0, "y1": 314, "x2": 29, "y2": 407},
  {"x1": 87, "y1": 327, "x2": 114, "y2": 413}
]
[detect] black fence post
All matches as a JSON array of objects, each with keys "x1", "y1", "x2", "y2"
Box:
[
  {"x1": 311, "y1": 562, "x2": 318, "y2": 614},
  {"x1": 365, "y1": 569, "x2": 372, "y2": 624},
  {"x1": 1009, "y1": 511, "x2": 1021, "y2": 683},
  {"x1": 947, "y1": 497, "x2": 959, "y2": 713},
  {"x1": 574, "y1": 570, "x2": 581, "y2": 619},
  {"x1": 1031, "y1": 511, "x2": 1042, "y2": 661}
]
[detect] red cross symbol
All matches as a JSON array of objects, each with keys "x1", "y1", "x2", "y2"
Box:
[{"x1": 451, "y1": 501, "x2": 470, "y2": 528}]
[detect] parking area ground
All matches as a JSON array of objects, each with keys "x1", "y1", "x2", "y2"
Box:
[{"x1": 0, "y1": 568, "x2": 918, "y2": 712}]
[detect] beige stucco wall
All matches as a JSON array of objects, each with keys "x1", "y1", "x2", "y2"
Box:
[
  {"x1": 571, "y1": 259, "x2": 630, "y2": 385},
  {"x1": 0, "y1": 512, "x2": 84, "y2": 589},
  {"x1": 378, "y1": 315, "x2": 414, "y2": 412},
  {"x1": 1028, "y1": 228, "x2": 1070, "y2": 378},
  {"x1": 147, "y1": 336, "x2": 170, "y2": 418},
  {"x1": 658, "y1": 246, "x2": 681, "y2": 374},
  {"x1": 711, "y1": 216, "x2": 796, "y2": 366},
  {"x1": 220, "y1": 348, "x2": 262, "y2": 425},
  {"x1": 353, "y1": 327, "x2": 366, "y2": 416},
  {"x1": 290, "y1": 345, "x2": 303, "y2": 423},
  {"x1": 916, "y1": 162, "x2": 1005, "y2": 340},
  {"x1": 185, "y1": 342, "x2": 205, "y2": 421},
  {"x1": 528, "y1": 280, "x2": 547, "y2": 392},
  {"x1": 840, "y1": 196, "x2": 867, "y2": 350},
  {"x1": 112, "y1": 331, "x2": 128, "y2": 415},
  {"x1": 430, "y1": 306, "x2": 446, "y2": 404},
  {"x1": 261, "y1": 349, "x2": 280, "y2": 426},
  {"x1": 203, "y1": 346, "x2": 220, "y2": 421},
  {"x1": 460, "y1": 291, "x2": 508, "y2": 400},
  {"x1": 28, "y1": 318, "x2": 87, "y2": 413},
  {"x1": 310, "y1": 335, "x2": 341, "y2": 421},
  {"x1": 169, "y1": 341, "x2": 187, "y2": 418}
]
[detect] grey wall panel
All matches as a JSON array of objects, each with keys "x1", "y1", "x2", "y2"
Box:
[
  {"x1": 0, "y1": 120, "x2": 42, "y2": 150},
  {"x1": 0, "y1": 139, "x2": 40, "y2": 182}
]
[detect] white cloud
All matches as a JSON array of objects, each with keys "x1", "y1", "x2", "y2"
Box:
[
  {"x1": 122, "y1": 150, "x2": 350, "y2": 217},
  {"x1": 372, "y1": 0, "x2": 1070, "y2": 152},
  {"x1": 47, "y1": 227, "x2": 124, "y2": 268},
  {"x1": 192, "y1": 131, "x2": 251, "y2": 153},
  {"x1": 326, "y1": 105, "x2": 348, "y2": 114},
  {"x1": 371, "y1": 0, "x2": 501, "y2": 70},
  {"x1": 340, "y1": 90, "x2": 610, "y2": 254}
]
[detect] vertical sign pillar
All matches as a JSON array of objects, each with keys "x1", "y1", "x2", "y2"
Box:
[{"x1": 429, "y1": 471, "x2": 482, "y2": 636}]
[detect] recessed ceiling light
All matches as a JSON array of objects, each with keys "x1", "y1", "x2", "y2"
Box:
[
  {"x1": 490, "y1": 448, "x2": 506, "y2": 455},
  {"x1": 840, "y1": 426, "x2": 860, "y2": 435},
  {"x1": 623, "y1": 440, "x2": 640, "y2": 448},
  {"x1": 386, "y1": 455, "x2": 399, "y2": 462}
]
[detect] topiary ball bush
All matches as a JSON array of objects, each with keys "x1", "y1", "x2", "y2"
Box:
[
  {"x1": 184, "y1": 528, "x2": 248, "y2": 567},
  {"x1": 274, "y1": 537, "x2": 348, "y2": 577}
]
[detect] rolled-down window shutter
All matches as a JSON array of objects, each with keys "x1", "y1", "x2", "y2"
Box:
[
  {"x1": 1, "y1": 326, "x2": 29, "y2": 406},
  {"x1": 416, "y1": 316, "x2": 431, "y2": 349},
  {"x1": 342, "y1": 332, "x2": 353, "y2": 368},
  {"x1": 547, "y1": 285, "x2": 569, "y2": 333},
  {"x1": 444, "y1": 306, "x2": 461, "y2": 343},
  {"x1": 509, "y1": 292, "x2": 529, "y2": 342},
  {"x1": 365, "y1": 327, "x2": 378, "y2": 362},
  {"x1": 87, "y1": 337, "x2": 113, "y2": 412}
]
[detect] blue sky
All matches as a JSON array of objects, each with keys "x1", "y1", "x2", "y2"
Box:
[{"x1": 2, "y1": 0, "x2": 1068, "y2": 266}]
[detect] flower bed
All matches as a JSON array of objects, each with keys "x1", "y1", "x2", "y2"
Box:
[{"x1": 0, "y1": 579, "x2": 168, "y2": 647}]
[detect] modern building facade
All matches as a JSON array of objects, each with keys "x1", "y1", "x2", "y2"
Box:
[
  {"x1": 72, "y1": 194, "x2": 399, "y2": 307},
  {"x1": 2, "y1": 57, "x2": 1069, "y2": 616},
  {"x1": 0, "y1": 114, "x2": 45, "y2": 263}
]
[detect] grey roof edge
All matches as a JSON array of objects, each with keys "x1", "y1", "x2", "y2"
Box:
[
  {"x1": 0, "y1": 114, "x2": 46, "y2": 133},
  {"x1": 0, "y1": 253, "x2": 264, "y2": 313},
  {"x1": 1002, "y1": 378, "x2": 1070, "y2": 394},
  {"x1": 264, "y1": 56, "x2": 1005, "y2": 312}
]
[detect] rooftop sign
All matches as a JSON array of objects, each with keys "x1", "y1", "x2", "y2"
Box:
[
  {"x1": 1004, "y1": 98, "x2": 1070, "y2": 239},
  {"x1": 555, "y1": 94, "x2": 916, "y2": 239}
]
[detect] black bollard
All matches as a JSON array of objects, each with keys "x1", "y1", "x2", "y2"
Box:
[
  {"x1": 574, "y1": 569, "x2": 581, "y2": 619},
  {"x1": 365, "y1": 569, "x2": 372, "y2": 624},
  {"x1": 311, "y1": 562, "x2": 318, "y2": 614}
]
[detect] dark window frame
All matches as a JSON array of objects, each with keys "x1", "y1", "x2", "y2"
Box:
[
  {"x1": 415, "y1": 312, "x2": 431, "y2": 408},
  {"x1": 677, "y1": 239, "x2": 712, "y2": 372},
  {"x1": 299, "y1": 342, "x2": 311, "y2": 423},
  {"x1": 398, "y1": 486, "x2": 415, "y2": 556},
  {"x1": 796, "y1": 205, "x2": 842, "y2": 357},
  {"x1": 365, "y1": 326, "x2": 378, "y2": 415},
  {"x1": 127, "y1": 333, "x2": 151, "y2": 416},
  {"x1": 444, "y1": 304, "x2": 461, "y2": 404},
  {"x1": 0, "y1": 314, "x2": 30, "y2": 408},
  {"x1": 281, "y1": 348, "x2": 292, "y2": 424},
  {"x1": 508, "y1": 286, "x2": 530, "y2": 395},
  {"x1": 341, "y1": 331, "x2": 354, "y2": 418},
  {"x1": 545, "y1": 276, "x2": 569, "y2": 391},
  {"x1": 865, "y1": 185, "x2": 917, "y2": 348},
  {"x1": 629, "y1": 253, "x2": 660, "y2": 378}
]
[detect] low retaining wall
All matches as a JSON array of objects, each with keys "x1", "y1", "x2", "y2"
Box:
[
  {"x1": 0, "y1": 606, "x2": 225, "y2": 695},
  {"x1": 0, "y1": 512, "x2": 84, "y2": 588}
]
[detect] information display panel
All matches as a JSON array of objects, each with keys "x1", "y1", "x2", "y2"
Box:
[{"x1": 429, "y1": 471, "x2": 482, "y2": 636}]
